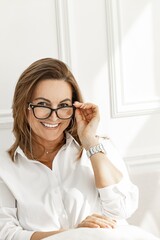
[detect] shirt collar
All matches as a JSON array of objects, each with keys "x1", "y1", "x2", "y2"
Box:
[
  {"x1": 65, "y1": 132, "x2": 80, "y2": 148},
  {"x1": 14, "y1": 146, "x2": 28, "y2": 161},
  {"x1": 14, "y1": 132, "x2": 81, "y2": 161}
]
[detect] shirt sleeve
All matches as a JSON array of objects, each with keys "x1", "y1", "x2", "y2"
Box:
[
  {"x1": 0, "y1": 178, "x2": 34, "y2": 240},
  {"x1": 97, "y1": 139, "x2": 139, "y2": 220}
]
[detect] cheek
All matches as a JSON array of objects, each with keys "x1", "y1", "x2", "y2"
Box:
[
  {"x1": 64, "y1": 118, "x2": 74, "y2": 132},
  {"x1": 27, "y1": 112, "x2": 39, "y2": 129},
  {"x1": 62, "y1": 119, "x2": 71, "y2": 129}
]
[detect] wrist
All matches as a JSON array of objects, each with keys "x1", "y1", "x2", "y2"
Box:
[
  {"x1": 82, "y1": 136, "x2": 99, "y2": 150},
  {"x1": 86, "y1": 143, "x2": 106, "y2": 158}
]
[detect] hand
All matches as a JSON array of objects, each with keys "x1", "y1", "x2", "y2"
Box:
[
  {"x1": 73, "y1": 101, "x2": 100, "y2": 149},
  {"x1": 77, "y1": 213, "x2": 116, "y2": 229}
]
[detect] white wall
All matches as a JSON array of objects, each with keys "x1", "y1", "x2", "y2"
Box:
[
  {"x1": 0, "y1": 0, "x2": 59, "y2": 132},
  {"x1": 0, "y1": 0, "x2": 160, "y2": 237}
]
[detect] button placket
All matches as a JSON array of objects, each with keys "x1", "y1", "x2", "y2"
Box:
[{"x1": 51, "y1": 164, "x2": 69, "y2": 228}]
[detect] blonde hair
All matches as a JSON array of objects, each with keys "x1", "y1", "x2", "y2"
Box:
[{"x1": 8, "y1": 58, "x2": 83, "y2": 160}]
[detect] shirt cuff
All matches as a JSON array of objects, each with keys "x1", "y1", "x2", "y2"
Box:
[
  {"x1": 12, "y1": 230, "x2": 35, "y2": 240},
  {"x1": 97, "y1": 177, "x2": 133, "y2": 200}
]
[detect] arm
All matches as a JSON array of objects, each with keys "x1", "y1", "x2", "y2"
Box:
[
  {"x1": 0, "y1": 178, "x2": 114, "y2": 240},
  {"x1": 0, "y1": 178, "x2": 34, "y2": 240},
  {"x1": 0, "y1": 178, "x2": 64, "y2": 240},
  {"x1": 87, "y1": 149, "x2": 123, "y2": 188},
  {"x1": 74, "y1": 101, "x2": 122, "y2": 188},
  {"x1": 74, "y1": 101, "x2": 139, "y2": 219},
  {"x1": 30, "y1": 230, "x2": 65, "y2": 240}
]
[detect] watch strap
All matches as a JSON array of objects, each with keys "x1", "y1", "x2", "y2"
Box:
[{"x1": 86, "y1": 143, "x2": 106, "y2": 158}]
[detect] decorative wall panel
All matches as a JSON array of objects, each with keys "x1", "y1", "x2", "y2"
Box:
[{"x1": 105, "y1": 0, "x2": 160, "y2": 117}]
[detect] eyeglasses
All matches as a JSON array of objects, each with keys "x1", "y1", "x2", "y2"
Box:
[{"x1": 28, "y1": 103, "x2": 75, "y2": 120}]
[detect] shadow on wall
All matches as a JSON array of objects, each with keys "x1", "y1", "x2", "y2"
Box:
[
  {"x1": 127, "y1": 167, "x2": 160, "y2": 238},
  {"x1": 125, "y1": 114, "x2": 160, "y2": 157},
  {"x1": 124, "y1": 115, "x2": 160, "y2": 238}
]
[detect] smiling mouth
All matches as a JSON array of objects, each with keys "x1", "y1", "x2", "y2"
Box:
[{"x1": 41, "y1": 122, "x2": 60, "y2": 128}]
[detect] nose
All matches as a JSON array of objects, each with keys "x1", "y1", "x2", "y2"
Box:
[{"x1": 49, "y1": 110, "x2": 58, "y2": 121}]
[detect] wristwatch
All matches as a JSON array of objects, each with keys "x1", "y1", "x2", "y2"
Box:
[{"x1": 86, "y1": 143, "x2": 106, "y2": 158}]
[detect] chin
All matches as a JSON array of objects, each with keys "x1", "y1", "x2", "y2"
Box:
[{"x1": 42, "y1": 131, "x2": 65, "y2": 142}]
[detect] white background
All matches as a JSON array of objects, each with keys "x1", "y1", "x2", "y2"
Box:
[{"x1": 0, "y1": 0, "x2": 160, "y2": 237}]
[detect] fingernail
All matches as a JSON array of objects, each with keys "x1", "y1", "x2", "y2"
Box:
[{"x1": 105, "y1": 225, "x2": 111, "y2": 228}]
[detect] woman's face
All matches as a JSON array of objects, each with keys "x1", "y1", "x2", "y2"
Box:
[{"x1": 28, "y1": 79, "x2": 73, "y2": 144}]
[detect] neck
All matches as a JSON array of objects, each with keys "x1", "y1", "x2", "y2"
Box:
[{"x1": 30, "y1": 133, "x2": 65, "y2": 161}]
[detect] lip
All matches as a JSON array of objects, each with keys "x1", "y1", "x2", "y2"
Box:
[{"x1": 41, "y1": 122, "x2": 60, "y2": 129}]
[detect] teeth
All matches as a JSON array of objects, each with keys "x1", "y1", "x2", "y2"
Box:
[{"x1": 42, "y1": 123, "x2": 59, "y2": 128}]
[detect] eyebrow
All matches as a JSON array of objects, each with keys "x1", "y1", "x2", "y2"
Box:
[{"x1": 33, "y1": 97, "x2": 72, "y2": 103}]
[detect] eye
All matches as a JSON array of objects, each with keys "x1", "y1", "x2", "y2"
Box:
[
  {"x1": 36, "y1": 101, "x2": 48, "y2": 106},
  {"x1": 58, "y1": 103, "x2": 70, "y2": 108}
]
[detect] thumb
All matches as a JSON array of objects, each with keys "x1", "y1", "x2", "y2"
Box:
[{"x1": 75, "y1": 108, "x2": 83, "y2": 123}]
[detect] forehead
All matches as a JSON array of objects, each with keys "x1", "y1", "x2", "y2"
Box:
[{"x1": 32, "y1": 79, "x2": 72, "y2": 101}]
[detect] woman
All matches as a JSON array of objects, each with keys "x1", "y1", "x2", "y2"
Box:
[{"x1": 0, "y1": 58, "x2": 138, "y2": 240}]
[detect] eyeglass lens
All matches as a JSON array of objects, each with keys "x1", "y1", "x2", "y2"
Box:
[{"x1": 33, "y1": 106, "x2": 74, "y2": 119}]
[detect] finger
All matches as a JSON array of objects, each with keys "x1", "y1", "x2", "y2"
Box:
[
  {"x1": 75, "y1": 108, "x2": 85, "y2": 122},
  {"x1": 74, "y1": 102, "x2": 98, "y2": 112},
  {"x1": 82, "y1": 109, "x2": 93, "y2": 118},
  {"x1": 81, "y1": 108, "x2": 92, "y2": 115},
  {"x1": 73, "y1": 101, "x2": 84, "y2": 108},
  {"x1": 81, "y1": 108, "x2": 99, "y2": 123},
  {"x1": 81, "y1": 112, "x2": 93, "y2": 123},
  {"x1": 91, "y1": 214, "x2": 117, "y2": 228},
  {"x1": 74, "y1": 102, "x2": 99, "y2": 122},
  {"x1": 95, "y1": 217, "x2": 116, "y2": 228},
  {"x1": 80, "y1": 104, "x2": 98, "y2": 117},
  {"x1": 92, "y1": 213, "x2": 116, "y2": 223},
  {"x1": 86, "y1": 217, "x2": 114, "y2": 229},
  {"x1": 78, "y1": 221, "x2": 100, "y2": 228}
]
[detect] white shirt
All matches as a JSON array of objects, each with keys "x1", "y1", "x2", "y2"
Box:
[{"x1": 0, "y1": 133, "x2": 138, "y2": 240}]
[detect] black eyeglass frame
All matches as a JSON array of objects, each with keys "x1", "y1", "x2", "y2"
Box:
[{"x1": 28, "y1": 103, "x2": 76, "y2": 120}]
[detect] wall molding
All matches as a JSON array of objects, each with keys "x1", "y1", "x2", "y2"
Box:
[
  {"x1": 105, "y1": 0, "x2": 160, "y2": 118},
  {"x1": 1, "y1": 2, "x2": 71, "y2": 129},
  {"x1": 55, "y1": 0, "x2": 71, "y2": 67},
  {"x1": 0, "y1": 0, "x2": 71, "y2": 129},
  {"x1": 124, "y1": 153, "x2": 160, "y2": 170}
]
